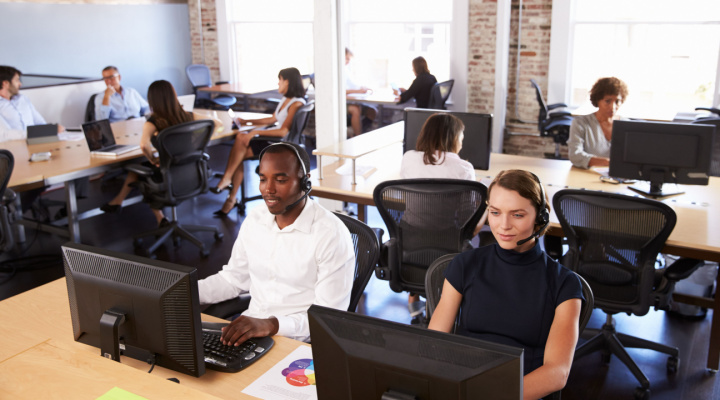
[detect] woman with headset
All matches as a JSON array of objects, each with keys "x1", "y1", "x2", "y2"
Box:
[{"x1": 428, "y1": 169, "x2": 584, "y2": 400}]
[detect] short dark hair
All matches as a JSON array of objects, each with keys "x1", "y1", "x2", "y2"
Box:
[
  {"x1": 487, "y1": 169, "x2": 550, "y2": 236},
  {"x1": 102, "y1": 66, "x2": 119, "y2": 74},
  {"x1": 259, "y1": 142, "x2": 311, "y2": 179},
  {"x1": 412, "y1": 56, "x2": 430, "y2": 75},
  {"x1": 589, "y1": 77, "x2": 628, "y2": 107},
  {"x1": 0, "y1": 66, "x2": 21, "y2": 88},
  {"x1": 416, "y1": 113, "x2": 464, "y2": 165},
  {"x1": 279, "y1": 67, "x2": 306, "y2": 98}
]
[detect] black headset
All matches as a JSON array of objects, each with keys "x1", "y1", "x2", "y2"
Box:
[
  {"x1": 516, "y1": 172, "x2": 549, "y2": 246},
  {"x1": 258, "y1": 142, "x2": 312, "y2": 212}
]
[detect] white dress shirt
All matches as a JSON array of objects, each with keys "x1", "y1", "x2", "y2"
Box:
[
  {"x1": 198, "y1": 199, "x2": 355, "y2": 342},
  {"x1": 94, "y1": 87, "x2": 149, "y2": 122},
  {"x1": 401, "y1": 150, "x2": 476, "y2": 180},
  {"x1": 0, "y1": 94, "x2": 47, "y2": 142}
]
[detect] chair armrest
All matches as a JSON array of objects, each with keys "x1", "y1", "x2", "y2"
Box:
[
  {"x1": 124, "y1": 164, "x2": 153, "y2": 177},
  {"x1": 548, "y1": 110, "x2": 572, "y2": 118},
  {"x1": 665, "y1": 258, "x2": 704, "y2": 281},
  {"x1": 214, "y1": 81, "x2": 230, "y2": 86},
  {"x1": 548, "y1": 103, "x2": 568, "y2": 110},
  {"x1": 375, "y1": 238, "x2": 397, "y2": 281},
  {"x1": 695, "y1": 107, "x2": 720, "y2": 116},
  {"x1": 2, "y1": 188, "x2": 17, "y2": 204}
]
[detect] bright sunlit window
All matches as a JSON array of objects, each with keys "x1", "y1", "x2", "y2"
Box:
[
  {"x1": 225, "y1": 0, "x2": 314, "y2": 93},
  {"x1": 345, "y1": 0, "x2": 452, "y2": 90},
  {"x1": 569, "y1": 0, "x2": 720, "y2": 118}
]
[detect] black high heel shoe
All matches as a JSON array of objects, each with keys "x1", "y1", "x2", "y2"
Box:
[
  {"x1": 100, "y1": 203, "x2": 122, "y2": 213},
  {"x1": 210, "y1": 183, "x2": 233, "y2": 195},
  {"x1": 213, "y1": 199, "x2": 239, "y2": 218}
]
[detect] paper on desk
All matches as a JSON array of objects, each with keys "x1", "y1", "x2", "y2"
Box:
[
  {"x1": 335, "y1": 162, "x2": 377, "y2": 179},
  {"x1": 96, "y1": 387, "x2": 148, "y2": 400},
  {"x1": 58, "y1": 131, "x2": 86, "y2": 141},
  {"x1": 241, "y1": 345, "x2": 317, "y2": 400}
]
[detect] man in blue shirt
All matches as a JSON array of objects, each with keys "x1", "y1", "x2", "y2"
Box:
[
  {"x1": 94, "y1": 66, "x2": 148, "y2": 122},
  {"x1": 0, "y1": 65, "x2": 64, "y2": 143}
]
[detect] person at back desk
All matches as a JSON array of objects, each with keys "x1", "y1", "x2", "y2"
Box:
[
  {"x1": 393, "y1": 56, "x2": 437, "y2": 109},
  {"x1": 199, "y1": 143, "x2": 355, "y2": 344},
  {"x1": 345, "y1": 47, "x2": 377, "y2": 136},
  {"x1": 567, "y1": 77, "x2": 628, "y2": 169},
  {"x1": 94, "y1": 66, "x2": 149, "y2": 122}
]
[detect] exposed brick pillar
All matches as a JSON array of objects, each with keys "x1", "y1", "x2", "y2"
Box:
[{"x1": 188, "y1": 0, "x2": 221, "y2": 83}]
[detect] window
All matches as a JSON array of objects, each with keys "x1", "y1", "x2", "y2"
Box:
[
  {"x1": 346, "y1": 0, "x2": 452, "y2": 90},
  {"x1": 225, "y1": 0, "x2": 314, "y2": 93},
  {"x1": 558, "y1": 0, "x2": 720, "y2": 118}
]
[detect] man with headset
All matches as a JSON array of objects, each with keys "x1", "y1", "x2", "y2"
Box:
[{"x1": 198, "y1": 142, "x2": 355, "y2": 344}]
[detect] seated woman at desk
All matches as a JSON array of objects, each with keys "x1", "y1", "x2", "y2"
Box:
[
  {"x1": 428, "y1": 169, "x2": 583, "y2": 400},
  {"x1": 393, "y1": 56, "x2": 437, "y2": 109},
  {"x1": 210, "y1": 67, "x2": 306, "y2": 217},
  {"x1": 400, "y1": 113, "x2": 476, "y2": 323},
  {"x1": 100, "y1": 80, "x2": 221, "y2": 226},
  {"x1": 567, "y1": 77, "x2": 629, "y2": 169}
]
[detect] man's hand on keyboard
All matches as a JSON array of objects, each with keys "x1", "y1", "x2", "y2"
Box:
[{"x1": 221, "y1": 315, "x2": 279, "y2": 346}]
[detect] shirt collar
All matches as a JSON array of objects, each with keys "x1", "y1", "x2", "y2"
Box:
[{"x1": 262, "y1": 197, "x2": 315, "y2": 233}]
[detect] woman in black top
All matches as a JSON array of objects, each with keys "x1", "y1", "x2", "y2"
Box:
[{"x1": 394, "y1": 56, "x2": 437, "y2": 108}]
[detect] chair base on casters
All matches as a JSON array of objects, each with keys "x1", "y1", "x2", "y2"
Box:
[
  {"x1": 575, "y1": 314, "x2": 679, "y2": 400},
  {"x1": 133, "y1": 208, "x2": 223, "y2": 258}
]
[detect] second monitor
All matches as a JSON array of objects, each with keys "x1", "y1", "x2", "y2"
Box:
[{"x1": 404, "y1": 108, "x2": 493, "y2": 170}]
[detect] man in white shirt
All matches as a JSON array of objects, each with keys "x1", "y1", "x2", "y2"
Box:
[
  {"x1": 345, "y1": 48, "x2": 377, "y2": 137},
  {"x1": 94, "y1": 66, "x2": 149, "y2": 122},
  {"x1": 0, "y1": 65, "x2": 64, "y2": 143},
  {"x1": 198, "y1": 142, "x2": 355, "y2": 344}
]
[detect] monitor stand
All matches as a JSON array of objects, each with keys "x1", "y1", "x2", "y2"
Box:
[
  {"x1": 99, "y1": 309, "x2": 126, "y2": 361},
  {"x1": 629, "y1": 181, "x2": 684, "y2": 199}
]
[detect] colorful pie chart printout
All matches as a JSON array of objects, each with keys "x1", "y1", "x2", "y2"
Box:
[{"x1": 282, "y1": 358, "x2": 316, "y2": 387}]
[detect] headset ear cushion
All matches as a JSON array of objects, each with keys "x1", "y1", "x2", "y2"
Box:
[{"x1": 304, "y1": 177, "x2": 312, "y2": 192}]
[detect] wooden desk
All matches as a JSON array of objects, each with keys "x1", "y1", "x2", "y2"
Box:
[
  {"x1": 309, "y1": 146, "x2": 720, "y2": 370},
  {"x1": 346, "y1": 88, "x2": 398, "y2": 105},
  {"x1": 0, "y1": 278, "x2": 310, "y2": 400},
  {"x1": 313, "y1": 122, "x2": 403, "y2": 185},
  {"x1": 6, "y1": 110, "x2": 267, "y2": 242}
]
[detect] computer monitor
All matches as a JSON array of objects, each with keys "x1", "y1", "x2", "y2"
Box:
[
  {"x1": 404, "y1": 108, "x2": 493, "y2": 170},
  {"x1": 308, "y1": 305, "x2": 523, "y2": 400},
  {"x1": 609, "y1": 120, "x2": 716, "y2": 197},
  {"x1": 62, "y1": 242, "x2": 206, "y2": 377}
]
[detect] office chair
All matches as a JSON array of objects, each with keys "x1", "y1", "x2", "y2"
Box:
[
  {"x1": 427, "y1": 79, "x2": 454, "y2": 110},
  {"x1": 691, "y1": 118, "x2": 720, "y2": 177},
  {"x1": 127, "y1": 119, "x2": 223, "y2": 258},
  {"x1": 333, "y1": 212, "x2": 382, "y2": 312},
  {"x1": 695, "y1": 106, "x2": 720, "y2": 120},
  {"x1": 0, "y1": 150, "x2": 16, "y2": 253},
  {"x1": 530, "y1": 78, "x2": 573, "y2": 160},
  {"x1": 373, "y1": 179, "x2": 487, "y2": 296},
  {"x1": 553, "y1": 189, "x2": 702, "y2": 399},
  {"x1": 186, "y1": 64, "x2": 237, "y2": 110},
  {"x1": 235, "y1": 101, "x2": 315, "y2": 215},
  {"x1": 84, "y1": 93, "x2": 98, "y2": 123}
]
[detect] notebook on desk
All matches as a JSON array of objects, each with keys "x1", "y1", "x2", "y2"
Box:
[
  {"x1": 26, "y1": 124, "x2": 60, "y2": 144},
  {"x1": 82, "y1": 119, "x2": 139, "y2": 156}
]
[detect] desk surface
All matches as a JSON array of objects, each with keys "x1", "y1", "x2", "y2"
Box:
[
  {"x1": 0, "y1": 278, "x2": 309, "y2": 400},
  {"x1": 347, "y1": 88, "x2": 398, "y2": 105},
  {"x1": 313, "y1": 121, "x2": 403, "y2": 159}
]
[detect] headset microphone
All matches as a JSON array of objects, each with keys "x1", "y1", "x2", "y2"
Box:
[
  {"x1": 283, "y1": 186, "x2": 312, "y2": 212},
  {"x1": 516, "y1": 172, "x2": 549, "y2": 247}
]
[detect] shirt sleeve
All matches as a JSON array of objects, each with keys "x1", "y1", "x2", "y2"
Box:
[
  {"x1": 556, "y1": 267, "x2": 584, "y2": 306},
  {"x1": 399, "y1": 77, "x2": 421, "y2": 104},
  {"x1": 444, "y1": 254, "x2": 466, "y2": 294},
  {"x1": 275, "y1": 219, "x2": 356, "y2": 341},
  {"x1": 95, "y1": 94, "x2": 111, "y2": 121},
  {"x1": 197, "y1": 230, "x2": 252, "y2": 305},
  {"x1": 0, "y1": 117, "x2": 26, "y2": 142},
  {"x1": 567, "y1": 116, "x2": 594, "y2": 169},
  {"x1": 29, "y1": 102, "x2": 46, "y2": 126}
]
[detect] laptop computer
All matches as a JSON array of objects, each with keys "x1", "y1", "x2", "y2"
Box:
[
  {"x1": 26, "y1": 124, "x2": 60, "y2": 144},
  {"x1": 82, "y1": 119, "x2": 139, "y2": 156},
  {"x1": 178, "y1": 94, "x2": 196, "y2": 112}
]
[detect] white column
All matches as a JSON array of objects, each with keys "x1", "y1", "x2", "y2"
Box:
[
  {"x1": 450, "y1": 0, "x2": 469, "y2": 112},
  {"x1": 314, "y1": 0, "x2": 345, "y2": 150},
  {"x1": 492, "y1": 0, "x2": 512, "y2": 153}
]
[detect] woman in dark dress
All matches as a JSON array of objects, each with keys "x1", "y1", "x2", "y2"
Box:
[{"x1": 394, "y1": 56, "x2": 437, "y2": 108}]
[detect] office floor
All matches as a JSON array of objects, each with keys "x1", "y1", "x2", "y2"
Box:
[{"x1": 1, "y1": 143, "x2": 718, "y2": 400}]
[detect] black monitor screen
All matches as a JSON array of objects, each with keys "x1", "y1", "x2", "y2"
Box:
[
  {"x1": 308, "y1": 305, "x2": 523, "y2": 400},
  {"x1": 404, "y1": 108, "x2": 493, "y2": 170},
  {"x1": 62, "y1": 242, "x2": 205, "y2": 377},
  {"x1": 610, "y1": 120, "x2": 715, "y2": 197}
]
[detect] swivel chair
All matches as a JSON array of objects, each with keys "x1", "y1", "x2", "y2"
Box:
[
  {"x1": 333, "y1": 212, "x2": 382, "y2": 312},
  {"x1": 695, "y1": 106, "x2": 720, "y2": 121},
  {"x1": 235, "y1": 101, "x2": 315, "y2": 215},
  {"x1": 186, "y1": 64, "x2": 237, "y2": 110},
  {"x1": 373, "y1": 179, "x2": 487, "y2": 296},
  {"x1": 553, "y1": 189, "x2": 702, "y2": 400},
  {"x1": 530, "y1": 79, "x2": 573, "y2": 159},
  {"x1": 427, "y1": 79, "x2": 454, "y2": 110},
  {"x1": 127, "y1": 119, "x2": 223, "y2": 258},
  {"x1": 0, "y1": 150, "x2": 17, "y2": 252}
]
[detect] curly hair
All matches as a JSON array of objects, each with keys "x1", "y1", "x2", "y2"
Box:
[{"x1": 589, "y1": 77, "x2": 629, "y2": 107}]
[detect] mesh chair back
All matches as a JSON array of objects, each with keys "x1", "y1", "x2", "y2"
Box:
[
  {"x1": 186, "y1": 64, "x2": 212, "y2": 89},
  {"x1": 553, "y1": 189, "x2": 676, "y2": 316},
  {"x1": 0, "y1": 150, "x2": 13, "y2": 200},
  {"x1": 530, "y1": 78, "x2": 549, "y2": 130},
  {"x1": 154, "y1": 119, "x2": 214, "y2": 204},
  {"x1": 424, "y1": 253, "x2": 458, "y2": 320},
  {"x1": 428, "y1": 80, "x2": 454, "y2": 110},
  {"x1": 85, "y1": 94, "x2": 97, "y2": 123},
  {"x1": 0, "y1": 150, "x2": 14, "y2": 252},
  {"x1": 692, "y1": 118, "x2": 720, "y2": 177},
  {"x1": 334, "y1": 212, "x2": 381, "y2": 312},
  {"x1": 284, "y1": 101, "x2": 315, "y2": 145},
  {"x1": 374, "y1": 179, "x2": 487, "y2": 294}
]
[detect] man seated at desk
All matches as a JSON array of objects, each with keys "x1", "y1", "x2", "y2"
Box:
[
  {"x1": 0, "y1": 65, "x2": 64, "y2": 142},
  {"x1": 345, "y1": 47, "x2": 377, "y2": 137},
  {"x1": 198, "y1": 143, "x2": 355, "y2": 344},
  {"x1": 94, "y1": 66, "x2": 149, "y2": 122}
]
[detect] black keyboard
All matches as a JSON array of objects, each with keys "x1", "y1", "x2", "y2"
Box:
[{"x1": 201, "y1": 323, "x2": 274, "y2": 373}]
